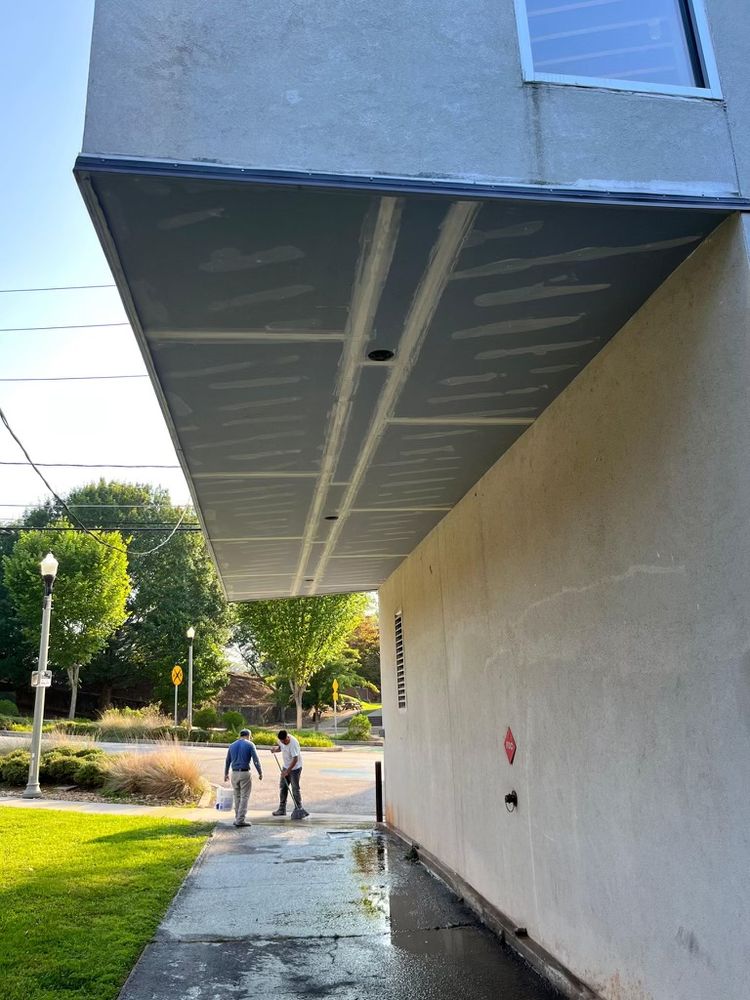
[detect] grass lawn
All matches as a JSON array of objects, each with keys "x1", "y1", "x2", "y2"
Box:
[
  {"x1": 0, "y1": 807, "x2": 211, "y2": 1000},
  {"x1": 357, "y1": 701, "x2": 382, "y2": 712}
]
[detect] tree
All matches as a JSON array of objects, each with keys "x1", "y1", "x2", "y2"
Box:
[
  {"x1": 21, "y1": 481, "x2": 233, "y2": 708},
  {"x1": 347, "y1": 614, "x2": 381, "y2": 691},
  {"x1": 3, "y1": 524, "x2": 130, "y2": 718},
  {"x1": 234, "y1": 594, "x2": 369, "y2": 729},
  {"x1": 0, "y1": 530, "x2": 36, "y2": 696},
  {"x1": 303, "y1": 652, "x2": 378, "y2": 728}
]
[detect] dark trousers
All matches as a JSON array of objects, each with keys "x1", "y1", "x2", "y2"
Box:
[{"x1": 279, "y1": 768, "x2": 302, "y2": 811}]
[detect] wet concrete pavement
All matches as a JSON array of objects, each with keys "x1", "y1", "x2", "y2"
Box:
[{"x1": 119, "y1": 824, "x2": 559, "y2": 1000}]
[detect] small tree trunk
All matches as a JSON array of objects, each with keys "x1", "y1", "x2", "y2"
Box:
[
  {"x1": 67, "y1": 665, "x2": 81, "y2": 720},
  {"x1": 292, "y1": 683, "x2": 306, "y2": 731},
  {"x1": 313, "y1": 708, "x2": 320, "y2": 731},
  {"x1": 99, "y1": 684, "x2": 113, "y2": 710}
]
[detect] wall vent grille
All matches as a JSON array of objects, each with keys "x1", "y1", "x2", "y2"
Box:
[{"x1": 395, "y1": 612, "x2": 406, "y2": 710}]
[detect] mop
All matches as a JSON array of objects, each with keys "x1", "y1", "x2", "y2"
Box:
[{"x1": 272, "y1": 751, "x2": 309, "y2": 819}]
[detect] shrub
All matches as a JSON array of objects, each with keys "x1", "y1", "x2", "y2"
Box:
[
  {"x1": 221, "y1": 710, "x2": 245, "y2": 731},
  {"x1": 41, "y1": 751, "x2": 81, "y2": 784},
  {"x1": 0, "y1": 750, "x2": 31, "y2": 785},
  {"x1": 105, "y1": 745, "x2": 205, "y2": 801},
  {"x1": 343, "y1": 713, "x2": 372, "y2": 741},
  {"x1": 97, "y1": 705, "x2": 172, "y2": 741},
  {"x1": 74, "y1": 758, "x2": 110, "y2": 788},
  {"x1": 0, "y1": 698, "x2": 18, "y2": 716},
  {"x1": 40, "y1": 746, "x2": 106, "y2": 784},
  {"x1": 0, "y1": 715, "x2": 13, "y2": 731},
  {"x1": 192, "y1": 706, "x2": 219, "y2": 729},
  {"x1": 53, "y1": 720, "x2": 100, "y2": 736}
]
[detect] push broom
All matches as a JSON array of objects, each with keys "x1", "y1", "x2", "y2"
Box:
[{"x1": 272, "y1": 751, "x2": 309, "y2": 820}]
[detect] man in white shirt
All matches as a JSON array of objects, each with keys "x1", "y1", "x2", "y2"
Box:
[{"x1": 271, "y1": 729, "x2": 308, "y2": 817}]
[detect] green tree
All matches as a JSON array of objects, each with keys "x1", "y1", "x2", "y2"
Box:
[
  {"x1": 347, "y1": 614, "x2": 381, "y2": 691},
  {"x1": 3, "y1": 524, "x2": 130, "y2": 718},
  {"x1": 303, "y1": 652, "x2": 377, "y2": 728},
  {"x1": 0, "y1": 530, "x2": 36, "y2": 696},
  {"x1": 22, "y1": 481, "x2": 233, "y2": 708},
  {"x1": 234, "y1": 594, "x2": 368, "y2": 729}
]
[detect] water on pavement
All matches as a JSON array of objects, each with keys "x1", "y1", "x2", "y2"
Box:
[{"x1": 119, "y1": 823, "x2": 560, "y2": 1000}]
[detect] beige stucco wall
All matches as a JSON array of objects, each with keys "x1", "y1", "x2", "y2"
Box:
[{"x1": 380, "y1": 215, "x2": 750, "y2": 1000}]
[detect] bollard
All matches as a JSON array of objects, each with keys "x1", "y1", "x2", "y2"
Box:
[{"x1": 375, "y1": 760, "x2": 383, "y2": 823}]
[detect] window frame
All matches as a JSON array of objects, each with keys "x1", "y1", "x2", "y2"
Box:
[
  {"x1": 394, "y1": 610, "x2": 407, "y2": 711},
  {"x1": 513, "y1": 0, "x2": 722, "y2": 100}
]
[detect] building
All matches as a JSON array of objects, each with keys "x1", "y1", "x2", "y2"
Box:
[{"x1": 76, "y1": 3, "x2": 749, "y2": 997}]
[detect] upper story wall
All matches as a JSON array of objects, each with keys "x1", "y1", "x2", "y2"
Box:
[{"x1": 82, "y1": 0, "x2": 750, "y2": 198}]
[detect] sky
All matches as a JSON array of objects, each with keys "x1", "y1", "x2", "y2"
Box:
[{"x1": 0, "y1": 1, "x2": 191, "y2": 521}]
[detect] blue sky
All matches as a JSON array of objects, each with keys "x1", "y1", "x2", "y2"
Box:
[{"x1": 0, "y1": 1, "x2": 190, "y2": 517}]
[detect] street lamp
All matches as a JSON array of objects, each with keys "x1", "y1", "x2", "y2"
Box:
[
  {"x1": 186, "y1": 626, "x2": 195, "y2": 730},
  {"x1": 23, "y1": 552, "x2": 58, "y2": 799}
]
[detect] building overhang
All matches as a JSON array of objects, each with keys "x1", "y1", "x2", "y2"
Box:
[{"x1": 75, "y1": 157, "x2": 736, "y2": 600}]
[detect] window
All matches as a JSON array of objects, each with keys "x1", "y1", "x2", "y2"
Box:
[
  {"x1": 515, "y1": 0, "x2": 720, "y2": 97},
  {"x1": 395, "y1": 612, "x2": 406, "y2": 710}
]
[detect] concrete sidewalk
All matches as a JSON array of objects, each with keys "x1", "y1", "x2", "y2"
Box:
[
  {"x1": 117, "y1": 823, "x2": 560, "y2": 1000},
  {"x1": 0, "y1": 796, "x2": 371, "y2": 825}
]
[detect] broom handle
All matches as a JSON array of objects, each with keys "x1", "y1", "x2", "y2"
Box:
[{"x1": 273, "y1": 749, "x2": 302, "y2": 811}]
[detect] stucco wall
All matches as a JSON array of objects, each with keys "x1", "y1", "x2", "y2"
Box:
[
  {"x1": 379, "y1": 215, "x2": 750, "y2": 1000},
  {"x1": 82, "y1": 0, "x2": 743, "y2": 197}
]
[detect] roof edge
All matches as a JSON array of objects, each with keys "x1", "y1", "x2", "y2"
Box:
[{"x1": 74, "y1": 155, "x2": 748, "y2": 213}]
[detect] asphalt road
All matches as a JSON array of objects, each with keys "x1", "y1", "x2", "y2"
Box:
[
  {"x1": 0, "y1": 733, "x2": 382, "y2": 817},
  {"x1": 182, "y1": 743, "x2": 382, "y2": 817}
]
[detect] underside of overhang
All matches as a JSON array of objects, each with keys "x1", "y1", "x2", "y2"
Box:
[{"x1": 75, "y1": 160, "x2": 729, "y2": 600}]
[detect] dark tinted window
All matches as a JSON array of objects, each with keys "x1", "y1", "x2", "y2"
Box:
[{"x1": 524, "y1": 0, "x2": 704, "y2": 88}]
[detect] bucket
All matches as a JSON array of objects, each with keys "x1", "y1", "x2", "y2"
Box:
[{"x1": 215, "y1": 784, "x2": 234, "y2": 811}]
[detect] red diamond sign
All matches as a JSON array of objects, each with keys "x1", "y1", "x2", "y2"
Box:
[{"x1": 504, "y1": 727, "x2": 517, "y2": 765}]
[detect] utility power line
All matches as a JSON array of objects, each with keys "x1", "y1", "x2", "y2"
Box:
[
  {"x1": 0, "y1": 525, "x2": 201, "y2": 533},
  {"x1": 0, "y1": 284, "x2": 116, "y2": 294},
  {"x1": 0, "y1": 405, "x2": 186, "y2": 557},
  {"x1": 0, "y1": 374, "x2": 147, "y2": 383},
  {"x1": 0, "y1": 503, "x2": 183, "y2": 509},
  {"x1": 0, "y1": 322, "x2": 129, "y2": 333},
  {"x1": 0, "y1": 461, "x2": 180, "y2": 469}
]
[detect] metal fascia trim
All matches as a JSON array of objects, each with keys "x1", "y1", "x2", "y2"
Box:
[{"x1": 74, "y1": 155, "x2": 747, "y2": 213}]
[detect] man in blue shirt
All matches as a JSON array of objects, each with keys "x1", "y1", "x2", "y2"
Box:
[{"x1": 224, "y1": 729, "x2": 263, "y2": 827}]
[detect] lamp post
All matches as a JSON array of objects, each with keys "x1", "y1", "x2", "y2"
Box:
[
  {"x1": 23, "y1": 552, "x2": 58, "y2": 799},
  {"x1": 186, "y1": 626, "x2": 195, "y2": 730}
]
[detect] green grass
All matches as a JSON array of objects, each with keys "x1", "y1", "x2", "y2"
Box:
[
  {"x1": 0, "y1": 807, "x2": 211, "y2": 1000},
  {"x1": 356, "y1": 701, "x2": 382, "y2": 713}
]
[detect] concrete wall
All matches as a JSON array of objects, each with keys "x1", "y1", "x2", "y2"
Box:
[
  {"x1": 379, "y1": 215, "x2": 750, "y2": 1000},
  {"x1": 82, "y1": 0, "x2": 747, "y2": 196}
]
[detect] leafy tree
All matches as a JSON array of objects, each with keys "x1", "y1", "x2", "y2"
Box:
[
  {"x1": 233, "y1": 594, "x2": 368, "y2": 729},
  {"x1": 3, "y1": 524, "x2": 130, "y2": 718},
  {"x1": 0, "y1": 530, "x2": 36, "y2": 696},
  {"x1": 347, "y1": 614, "x2": 381, "y2": 691},
  {"x1": 21, "y1": 481, "x2": 232, "y2": 708},
  {"x1": 303, "y1": 653, "x2": 377, "y2": 728}
]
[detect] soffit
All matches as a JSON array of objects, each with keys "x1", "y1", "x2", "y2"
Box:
[{"x1": 77, "y1": 166, "x2": 726, "y2": 599}]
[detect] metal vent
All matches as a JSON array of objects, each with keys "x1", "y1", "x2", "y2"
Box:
[{"x1": 395, "y1": 612, "x2": 406, "y2": 710}]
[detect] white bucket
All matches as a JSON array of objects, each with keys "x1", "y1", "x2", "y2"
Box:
[{"x1": 215, "y1": 785, "x2": 234, "y2": 811}]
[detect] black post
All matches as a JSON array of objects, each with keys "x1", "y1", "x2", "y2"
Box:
[{"x1": 375, "y1": 760, "x2": 383, "y2": 823}]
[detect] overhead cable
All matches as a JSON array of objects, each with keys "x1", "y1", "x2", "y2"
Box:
[
  {"x1": 1, "y1": 524, "x2": 201, "y2": 533},
  {"x1": 0, "y1": 374, "x2": 146, "y2": 383},
  {"x1": 0, "y1": 322, "x2": 129, "y2": 333},
  {"x1": 0, "y1": 405, "x2": 186, "y2": 557},
  {"x1": 0, "y1": 461, "x2": 180, "y2": 469},
  {"x1": 0, "y1": 284, "x2": 116, "y2": 293}
]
